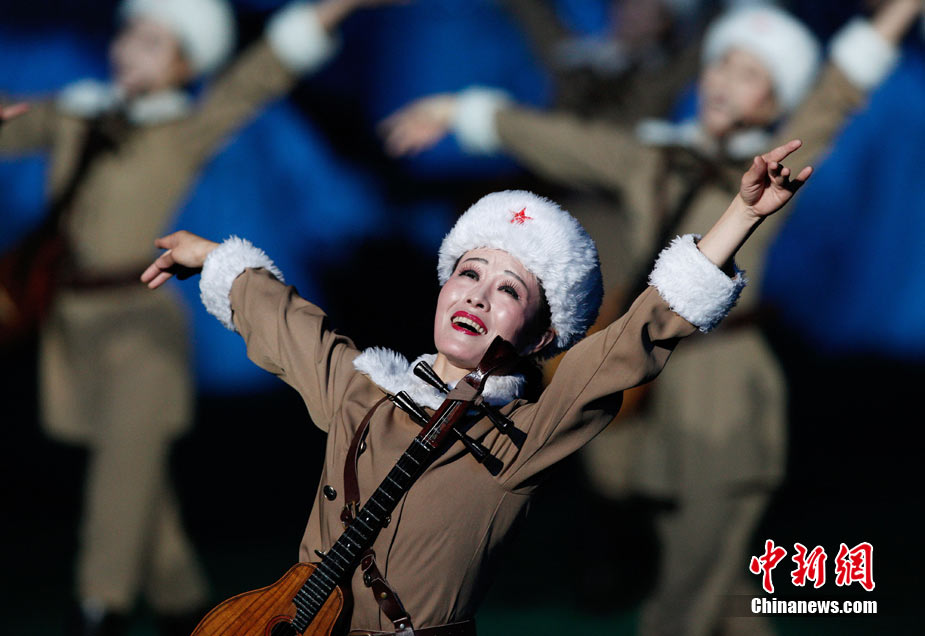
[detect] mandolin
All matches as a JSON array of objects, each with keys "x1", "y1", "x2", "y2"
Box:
[{"x1": 191, "y1": 336, "x2": 518, "y2": 636}]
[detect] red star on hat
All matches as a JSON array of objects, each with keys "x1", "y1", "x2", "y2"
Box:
[{"x1": 510, "y1": 208, "x2": 533, "y2": 225}]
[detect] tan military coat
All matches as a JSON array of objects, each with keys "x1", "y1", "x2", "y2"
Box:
[
  {"x1": 0, "y1": 41, "x2": 304, "y2": 441},
  {"x1": 227, "y1": 266, "x2": 700, "y2": 629},
  {"x1": 491, "y1": 63, "x2": 866, "y2": 494}
]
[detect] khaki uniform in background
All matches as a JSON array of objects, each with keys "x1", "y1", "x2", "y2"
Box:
[
  {"x1": 491, "y1": 63, "x2": 865, "y2": 635},
  {"x1": 0, "y1": 40, "x2": 306, "y2": 612},
  {"x1": 228, "y1": 267, "x2": 698, "y2": 630},
  {"x1": 501, "y1": 0, "x2": 703, "y2": 122},
  {"x1": 500, "y1": 0, "x2": 703, "y2": 281}
]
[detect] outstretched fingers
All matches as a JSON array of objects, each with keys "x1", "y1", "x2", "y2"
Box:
[
  {"x1": 762, "y1": 138, "x2": 803, "y2": 164},
  {"x1": 379, "y1": 108, "x2": 443, "y2": 156},
  {"x1": 767, "y1": 160, "x2": 813, "y2": 193},
  {"x1": 740, "y1": 143, "x2": 814, "y2": 214},
  {"x1": 140, "y1": 249, "x2": 177, "y2": 289},
  {"x1": 141, "y1": 232, "x2": 187, "y2": 289},
  {"x1": 790, "y1": 165, "x2": 814, "y2": 192},
  {"x1": 379, "y1": 95, "x2": 457, "y2": 157}
]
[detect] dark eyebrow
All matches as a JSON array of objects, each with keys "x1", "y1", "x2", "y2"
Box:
[{"x1": 504, "y1": 270, "x2": 528, "y2": 289}]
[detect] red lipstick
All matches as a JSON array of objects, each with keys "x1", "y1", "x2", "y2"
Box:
[{"x1": 451, "y1": 311, "x2": 487, "y2": 336}]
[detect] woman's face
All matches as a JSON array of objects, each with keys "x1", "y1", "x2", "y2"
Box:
[
  {"x1": 110, "y1": 18, "x2": 191, "y2": 98},
  {"x1": 699, "y1": 47, "x2": 779, "y2": 138},
  {"x1": 434, "y1": 248, "x2": 554, "y2": 371}
]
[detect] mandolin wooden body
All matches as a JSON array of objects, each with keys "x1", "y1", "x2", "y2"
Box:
[{"x1": 192, "y1": 562, "x2": 345, "y2": 636}]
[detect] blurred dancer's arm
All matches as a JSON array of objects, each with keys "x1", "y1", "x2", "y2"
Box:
[
  {"x1": 185, "y1": 0, "x2": 405, "y2": 161},
  {"x1": 0, "y1": 100, "x2": 54, "y2": 153},
  {"x1": 381, "y1": 90, "x2": 656, "y2": 196},
  {"x1": 779, "y1": 0, "x2": 921, "y2": 168}
]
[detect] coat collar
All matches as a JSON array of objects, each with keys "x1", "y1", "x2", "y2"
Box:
[
  {"x1": 353, "y1": 348, "x2": 525, "y2": 410},
  {"x1": 58, "y1": 79, "x2": 192, "y2": 125}
]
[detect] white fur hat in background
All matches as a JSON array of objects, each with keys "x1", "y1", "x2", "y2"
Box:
[
  {"x1": 437, "y1": 190, "x2": 603, "y2": 358},
  {"x1": 702, "y1": 4, "x2": 821, "y2": 113},
  {"x1": 119, "y1": 0, "x2": 236, "y2": 76}
]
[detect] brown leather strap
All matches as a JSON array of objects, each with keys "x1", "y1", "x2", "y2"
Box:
[
  {"x1": 342, "y1": 395, "x2": 415, "y2": 630},
  {"x1": 342, "y1": 395, "x2": 389, "y2": 526},
  {"x1": 347, "y1": 619, "x2": 476, "y2": 636},
  {"x1": 361, "y1": 550, "x2": 413, "y2": 632}
]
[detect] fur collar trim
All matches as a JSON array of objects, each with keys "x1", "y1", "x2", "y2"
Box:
[
  {"x1": 635, "y1": 118, "x2": 773, "y2": 160},
  {"x1": 353, "y1": 349, "x2": 525, "y2": 410},
  {"x1": 58, "y1": 79, "x2": 192, "y2": 125}
]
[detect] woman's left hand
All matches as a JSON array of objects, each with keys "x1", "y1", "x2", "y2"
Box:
[{"x1": 739, "y1": 139, "x2": 813, "y2": 218}]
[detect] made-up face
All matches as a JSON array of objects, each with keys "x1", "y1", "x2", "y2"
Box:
[
  {"x1": 433, "y1": 248, "x2": 554, "y2": 372},
  {"x1": 699, "y1": 47, "x2": 779, "y2": 139},
  {"x1": 110, "y1": 17, "x2": 191, "y2": 98}
]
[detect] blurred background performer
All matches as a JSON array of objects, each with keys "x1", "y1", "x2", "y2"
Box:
[{"x1": 0, "y1": 1, "x2": 399, "y2": 634}]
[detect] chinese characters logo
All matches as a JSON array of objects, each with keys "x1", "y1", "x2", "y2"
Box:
[{"x1": 749, "y1": 540, "x2": 874, "y2": 594}]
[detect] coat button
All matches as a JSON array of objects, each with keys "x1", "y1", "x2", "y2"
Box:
[{"x1": 323, "y1": 485, "x2": 337, "y2": 500}]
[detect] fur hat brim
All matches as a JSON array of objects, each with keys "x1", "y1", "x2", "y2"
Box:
[
  {"x1": 438, "y1": 190, "x2": 603, "y2": 358},
  {"x1": 120, "y1": 0, "x2": 236, "y2": 76}
]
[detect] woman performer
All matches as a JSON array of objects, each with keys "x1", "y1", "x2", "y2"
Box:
[
  {"x1": 141, "y1": 139, "x2": 810, "y2": 635},
  {"x1": 379, "y1": 3, "x2": 922, "y2": 634}
]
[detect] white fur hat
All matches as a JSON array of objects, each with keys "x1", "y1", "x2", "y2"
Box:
[
  {"x1": 702, "y1": 5, "x2": 821, "y2": 113},
  {"x1": 437, "y1": 190, "x2": 603, "y2": 358},
  {"x1": 119, "y1": 0, "x2": 236, "y2": 76}
]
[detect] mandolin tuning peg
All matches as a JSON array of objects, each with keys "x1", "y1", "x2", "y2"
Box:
[
  {"x1": 413, "y1": 361, "x2": 450, "y2": 394},
  {"x1": 390, "y1": 391, "x2": 429, "y2": 426},
  {"x1": 457, "y1": 433, "x2": 489, "y2": 464},
  {"x1": 481, "y1": 405, "x2": 514, "y2": 433}
]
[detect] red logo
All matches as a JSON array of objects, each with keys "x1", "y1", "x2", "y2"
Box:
[
  {"x1": 791, "y1": 543, "x2": 827, "y2": 589},
  {"x1": 510, "y1": 208, "x2": 533, "y2": 224},
  {"x1": 749, "y1": 540, "x2": 876, "y2": 593},
  {"x1": 750, "y1": 539, "x2": 788, "y2": 594},
  {"x1": 834, "y1": 542, "x2": 875, "y2": 591}
]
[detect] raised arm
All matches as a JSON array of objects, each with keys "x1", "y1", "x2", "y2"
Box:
[
  {"x1": 142, "y1": 230, "x2": 360, "y2": 431},
  {"x1": 779, "y1": 0, "x2": 921, "y2": 166},
  {"x1": 493, "y1": 138, "x2": 811, "y2": 489},
  {"x1": 184, "y1": 0, "x2": 405, "y2": 161},
  {"x1": 380, "y1": 89, "x2": 654, "y2": 194}
]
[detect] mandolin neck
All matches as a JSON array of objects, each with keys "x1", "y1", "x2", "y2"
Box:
[
  {"x1": 289, "y1": 336, "x2": 518, "y2": 632},
  {"x1": 290, "y1": 398, "x2": 465, "y2": 632}
]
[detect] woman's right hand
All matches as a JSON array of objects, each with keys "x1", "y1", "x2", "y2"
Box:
[
  {"x1": 379, "y1": 94, "x2": 457, "y2": 157},
  {"x1": 141, "y1": 231, "x2": 219, "y2": 289}
]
